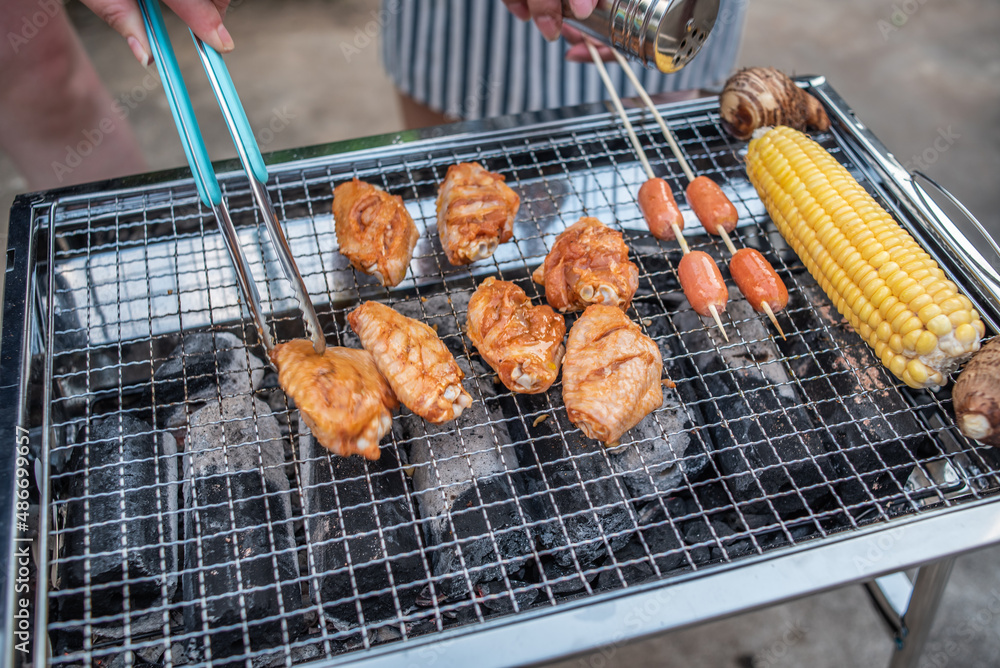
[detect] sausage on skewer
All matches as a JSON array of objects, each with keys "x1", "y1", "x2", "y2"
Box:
[
  {"x1": 638, "y1": 177, "x2": 683, "y2": 242},
  {"x1": 609, "y1": 49, "x2": 787, "y2": 338},
  {"x1": 678, "y1": 251, "x2": 729, "y2": 321},
  {"x1": 729, "y1": 247, "x2": 788, "y2": 338},
  {"x1": 586, "y1": 41, "x2": 729, "y2": 341},
  {"x1": 686, "y1": 176, "x2": 738, "y2": 236}
]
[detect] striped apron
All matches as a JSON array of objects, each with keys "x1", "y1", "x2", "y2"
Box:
[{"x1": 381, "y1": 0, "x2": 747, "y2": 120}]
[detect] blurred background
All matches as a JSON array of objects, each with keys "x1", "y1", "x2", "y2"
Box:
[{"x1": 1, "y1": 1, "x2": 998, "y2": 666}]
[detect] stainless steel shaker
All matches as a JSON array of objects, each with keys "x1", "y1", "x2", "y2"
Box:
[{"x1": 563, "y1": 0, "x2": 721, "y2": 73}]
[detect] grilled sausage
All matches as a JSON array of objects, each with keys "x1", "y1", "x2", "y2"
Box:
[
  {"x1": 686, "y1": 176, "x2": 738, "y2": 235},
  {"x1": 638, "y1": 177, "x2": 683, "y2": 241},
  {"x1": 678, "y1": 250, "x2": 728, "y2": 318},
  {"x1": 729, "y1": 247, "x2": 788, "y2": 314}
]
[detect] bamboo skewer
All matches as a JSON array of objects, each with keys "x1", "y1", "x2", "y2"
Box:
[
  {"x1": 586, "y1": 41, "x2": 728, "y2": 341},
  {"x1": 610, "y1": 49, "x2": 785, "y2": 339}
]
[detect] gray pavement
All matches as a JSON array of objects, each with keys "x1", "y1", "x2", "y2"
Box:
[{"x1": 1, "y1": 1, "x2": 998, "y2": 666}]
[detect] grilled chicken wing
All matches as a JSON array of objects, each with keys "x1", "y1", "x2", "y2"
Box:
[
  {"x1": 531, "y1": 217, "x2": 638, "y2": 313},
  {"x1": 562, "y1": 305, "x2": 663, "y2": 444},
  {"x1": 348, "y1": 301, "x2": 473, "y2": 423},
  {"x1": 436, "y1": 162, "x2": 520, "y2": 265},
  {"x1": 333, "y1": 178, "x2": 419, "y2": 287},
  {"x1": 467, "y1": 277, "x2": 566, "y2": 394},
  {"x1": 270, "y1": 339, "x2": 398, "y2": 460}
]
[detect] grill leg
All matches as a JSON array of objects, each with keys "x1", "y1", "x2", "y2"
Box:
[{"x1": 886, "y1": 557, "x2": 955, "y2": 668}]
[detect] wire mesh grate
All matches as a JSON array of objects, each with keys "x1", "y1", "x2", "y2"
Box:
[{"x1": 34, "y1": 100, "x2": 1000, "y2": 667}]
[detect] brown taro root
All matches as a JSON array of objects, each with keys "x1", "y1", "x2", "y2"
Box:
[
  {"x1": 719, "y1": 67, "x2": 830, "y2": 141},
  {"x1": 953, "y1": 337, "x2": 1000, "y2": 447}
]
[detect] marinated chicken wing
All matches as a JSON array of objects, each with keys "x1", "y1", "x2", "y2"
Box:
[
  {"x1": 436, "y1": 162, "x2": 520, "y2": 265},
  {"x1": 562, "y1": 305, "x2": 663, "y2": 444},
  {"x1": 531, "y1": 217, "x2": 638, "y2": 313},
  {"x1": 270, "y1": 339, "x2": 398, "y2": 460},
  {"x1": 348, "y1": 301, "x2": 473, "y2": 423},
  {"x1": 467, "y1": 277, "x2": 566, "y2": 394},
  {"x1": 333, "y1": 178, "x2": 419, "y2": 287}
]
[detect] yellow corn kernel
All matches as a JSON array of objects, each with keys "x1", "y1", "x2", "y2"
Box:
[
  {"x1": 917, "y1": 303, "x2": 942, "y2": 324},
  {"x1": 877, "y1": 261, "x2": 900, "y2": 279},
  {"x1": 926, "y1": 314, "x2": 952, "y2": 337},
  {"x1": 882, "y1": 300, "x2": 906, "y2": 323},
  {"x1": 870, "y1": 250, "x2": 891, "y2": 268},
  {"x1": 949, "y1": 310, "x2": 971, "y2": 327},
  {"x1": 876, "y1": 320, "x2": 893, "y2": 343},
  {"x1": 899, "y1": 316, "x2": 923, "y2": 337},
  {"x1": 890, "y1": 308, "x2": 914, "y2": 334},
  {"x1": 902, "y1": 329, "x2": 922, "y2": 352},
  {"x1": 908, "y1": 293, "x2": 934, "y2": 313},
  {"x1": 888, "y1": 354, "x2": 907, "y2": 378},
  {"x1": 898, "y1": 282, "x2": 923, "y2": 304},
  {"x1": 933, "y1": 288, "x2": 959, "y2": 306},
  {"x1": 862, "y1": 277, "x2": 885, "y2": 300},
  {"x1": 906, "y1": 359, "x2": 930, "y2": 387},
  {"x1": 857, "y1": 302, "x2": 875, "y2": 324},
  {"x1": 955, "y1": 323, "x2": 979, "y2": 346},
  {"x1": 870, "y1": 285, "x2": 892, "y2": 308}
]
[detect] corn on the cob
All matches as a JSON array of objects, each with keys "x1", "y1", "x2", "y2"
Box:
[{"x1": 746, "y1": 126, "x2": 983, "y2": 390}]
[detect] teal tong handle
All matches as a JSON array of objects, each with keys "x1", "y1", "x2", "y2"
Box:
[
  {"x1": 193, "y1": 35, "x2": 270, "y2": 185},
  {"x1": 136, "y1": 0, "x2": 221, "y2": 207}
]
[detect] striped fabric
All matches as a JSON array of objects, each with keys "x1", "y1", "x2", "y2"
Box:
[{"x1": 381, "y1": 1, "x2": 747, "y2": 120}]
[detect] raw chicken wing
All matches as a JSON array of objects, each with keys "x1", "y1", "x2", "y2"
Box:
[
  {"x1": 532, "y1": 217, "x2": 638, "y2": 313},
  {"x1": 466, "y1": 277, "x2": 566, "y2": 394},
  {"x1": 436, "y1": 162, "x2": 519, "y2": 265},
  {"x1": 333, "y1": 178, "x2": 419, "y2": 287},
  {"x1": 562, "y1": 305, "x2": 663, "y2": 444},
  {"x1": 348, "y1": 301, "x2": 473, "y2": 423},
  {"x1": 270, "y1": 339, "x2": 398, "y2": 460}
]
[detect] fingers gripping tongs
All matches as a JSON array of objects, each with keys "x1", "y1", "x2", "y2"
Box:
[{"x1": 138, "y1": 0, "x2": 325, "y2": 355}]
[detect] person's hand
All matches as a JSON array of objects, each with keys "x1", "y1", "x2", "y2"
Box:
[
  {"x1": 502, "y1": 0, "x2": 597, "y2": 41},
  {"x1": 81, "y1": 0, "x2": 233, "y2": 67},
  {"x1": 562, "y1": 28, "x2": 615, "y2": 62},
  {"x1": 502, "y1": 1, "x2": 617, "y2": 62}
]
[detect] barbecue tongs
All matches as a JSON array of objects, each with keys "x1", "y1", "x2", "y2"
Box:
[{"x1": 138, "y1": 0, "x2": 324, "y2": 355}]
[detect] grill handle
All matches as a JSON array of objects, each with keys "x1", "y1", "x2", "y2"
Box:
[
  {"x1": 911, "y1": 170, "x2": 1000, "y2": 279},
  {"x1": 808, "y1": 76, "x2": 1000, "y2": 332}
]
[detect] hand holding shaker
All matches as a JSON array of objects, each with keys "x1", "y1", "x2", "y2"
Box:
[{"x1": 563, "y1": 0, "x2": 721, "y2": 73}]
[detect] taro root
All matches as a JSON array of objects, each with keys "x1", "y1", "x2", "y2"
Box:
[
  {"x1": 953, "y1": 337, "x2": 1000, "y2": 447},
  {"x1": 719, "y1": 66, "x2": 830, "y2": 140}
]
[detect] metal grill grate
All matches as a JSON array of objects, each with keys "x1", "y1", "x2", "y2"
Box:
[{"x1": 31, "y1": 92, "x2": 1000, "y2": 667}]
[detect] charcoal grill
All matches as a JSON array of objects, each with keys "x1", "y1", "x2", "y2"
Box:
[{"x1": 3, "y1": 76, "x2": 1000, "y2": 668}]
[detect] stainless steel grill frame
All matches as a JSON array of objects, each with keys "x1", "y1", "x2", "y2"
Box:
[{"x1": 3, "y1": 76, "x2": 1000, "y2": 668}]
